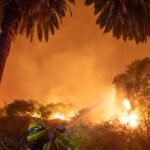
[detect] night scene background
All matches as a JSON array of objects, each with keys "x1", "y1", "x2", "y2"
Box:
[{"x1": 0, "y1": 0, "x2": 150, "y2": 149}]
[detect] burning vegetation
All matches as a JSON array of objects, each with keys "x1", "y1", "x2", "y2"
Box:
[
  {"x1": 119, "y1": 98, "x2": 139, "y2": 127},
  {"x1": 0, "y1": 57, "x2": 149, "y2": 149},
  {"x1": 0, "y1": 0, "x2": 149, "y2": 148}
]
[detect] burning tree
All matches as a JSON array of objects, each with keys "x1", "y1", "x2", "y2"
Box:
[
  {"x1": 119, "y1": 98, "x2": 139, "y2": 127},
  {"x1": 113, "y1": 57, "x2": 150, "y2": 139},
  {"x1": 4, "y1": 99, "x2": 77, "y2": 122},
  {"x1": 113, "y1": 57, "x2": 150, "y2": 117}
]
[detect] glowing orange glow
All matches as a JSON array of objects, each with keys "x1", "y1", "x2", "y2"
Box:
[
  {"x1": 122, "y1": 99, "x2": 131, "y2": 110},
  {"x1": 120, "y1": 112, "x2": 139, "y2": 127},
  {"x1": 119, "y1": 99, "x2": 139, "y2": 127},
  {"x1": 52, "y1": 111, "x2": 76, "y2": 121},
  {"x1": 30, "y1": 110, "x2": 76, "y2": 121},
  {"x1": 68, "y1": 111, "x2": 76, "y2": 118},
  {"x1": 53, "y1": 113, "x2": 66, "y2": 120},
  {"x1": 31, "y1": 113, "x2": 41, "y2": 118}
]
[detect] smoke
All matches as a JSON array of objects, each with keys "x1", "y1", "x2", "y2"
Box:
[{"x1": 0, "y1": 1, "x2": 150, "y2": 119}]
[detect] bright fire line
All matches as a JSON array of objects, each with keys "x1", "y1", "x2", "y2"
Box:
[{"x1": 53, "y1": 114, "x2": 66, "y2": 120}]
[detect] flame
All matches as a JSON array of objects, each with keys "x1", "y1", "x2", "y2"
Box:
[
  {"x1": 119, "y1": 99, "x2": 139, "y2": 127},
  {"x1": 120, "y1": 112, "x2": 139, "y2": 127},
  {"x1": 52, "y1": 111, "x2": 76, "y2": 121},
  {"x1": 53, "y1": 113, "x2": 66, "y2": 120},
  {"x1": 69, "y1": 111, "x2": 76, "y2": 118},
  {"x1": 122, "y1": 98, "x2": 131, "y2": 110},
  {"x1": 30, "y1": 110, "x2": 76, "y2": 121},
  {"x1": 31, "y1": 113, "x2": 41, "y2": 118}
]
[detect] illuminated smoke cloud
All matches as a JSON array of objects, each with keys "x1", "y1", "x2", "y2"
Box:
[{"x1": 0, "y1": 1, "x2": 150, "y2": 120}]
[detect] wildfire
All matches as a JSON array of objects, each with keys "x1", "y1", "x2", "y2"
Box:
[
  {"x1": 53, "y1": 113, "x2": 66, "y2": 120},
  {"x1": 122, "y1": 98, "x2": 131, "y2": 110},
  {"x1": 120, "y1": 112, "x2": 139, "y2": 127},
  {"x1": 30, "y1": 110, "x2": 76, "y2": 121},
  {"x1": 52, "y1": 111, "x2": 76, "y2": 121},
  {"x1": 119, "y1": 99, "x2": 139, "y2": 127},
  {"x1": 31, "y1": 113, "x2": 41, "y2": 118}
]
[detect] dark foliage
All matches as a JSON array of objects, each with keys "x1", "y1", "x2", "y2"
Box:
[
  {"x1": 6, "y1": 100, "x2": 35, "y2": 117},
  {"x1": 0, "y1": 0, "x2": 75, "y2": 41},
  {"x1": 0, "y1": 116, "x2": 31, "y2": 141},
  {"x1": 85, "y1": 0, "x2": 150, "y2": 43},
  {"x1": 0, "y1": 99, "x2": 150, "y2": 149},
  {"x1": 113, "y1": 57, "x2": 150, "y2": 110}
]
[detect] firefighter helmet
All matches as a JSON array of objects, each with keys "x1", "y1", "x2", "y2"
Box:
[{"x1": 27, "y1": 122, "x2": 47, "y2": 142}]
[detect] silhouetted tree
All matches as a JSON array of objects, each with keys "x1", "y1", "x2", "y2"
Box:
[
  {"x1": 85, "y1": 0, "x2": 150, "y2": 43},
  {"x1": 6, "y1": 100, "x2": 35, "y2": 117},
  {"x1": 113, "y1": 57, "x2": 150, "y2": 119},
  {"x1": 0, "y1": 0, "x2": 75, "y2": 82},
  {"x1": 39, "y1": 106, "x2": 51, "y2": 120},
  {"x1": 113, "y1": 58, "x2": 150, "y2": 150}
]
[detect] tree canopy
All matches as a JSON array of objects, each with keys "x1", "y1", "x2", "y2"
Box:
[
  {"x1": 85, "y1": 0, "x2": 150, "y2": 43},
  {"x1": 113, "y1": 57, "x2": 150, "y2": 118},
  {"x1": 6, "y1": 100, "x2": 35, "y2": 116},
  {"x1": 0, "y1": 0, "x2": 149, "y2": 43},
  {"x1": 0, "y1": 0, "x2": 75, "y2": 41}
]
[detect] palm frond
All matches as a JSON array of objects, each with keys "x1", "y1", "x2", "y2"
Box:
[
  {"x1": 85, "y1": 0, "x2": 94, "y2": 5},
  {"x1": 0, "y1": 0, "x2": 75, "y2": 41},
  {"x1": 68, "y1": 0, "x2": 75, "y2": 4},
  {"x1": 19, "y1": 0, "x2": 75, "y2": 42},
  {"x1": 85, "y1": 0, "x2": 150, "y2": 43}
]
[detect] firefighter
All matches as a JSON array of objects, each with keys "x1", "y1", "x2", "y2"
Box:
[{"x1": 26, "y1": 122, "x2": 74, "y2": 150}]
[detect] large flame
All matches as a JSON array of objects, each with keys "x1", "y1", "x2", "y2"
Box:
[
  {"x1": 53, "y1": 113, "x2": 66, "y2": 120},
  {"x1": 120, "y1": 112, "x2": 139, "y2": 127},
  {"x1": 31, "y1": 113, "x2": 41, "y2": 118},
  {"x1": 53, "y1": 111, "x2": 76, "y2": 121},
  {"x1": 122, "y1": 99, "x2": 131, "y2": 110},
  {"x1": 50, "y1": 111, "x2": 76, "y2": 121},
  {"x1": 30, "y1": 109, "x2": 76, "y2": 121},
  {"x1": 30, "y1": 99, "x2": 140, "y2": 128},
  {"x1": 119, "y1": 99, "x2": 139, "y2": 127}
]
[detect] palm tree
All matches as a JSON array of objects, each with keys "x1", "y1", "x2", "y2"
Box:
[
  {"x1": 0, "y1": 0, "x2": 150, "y2": 83},
  {"x1": 0, "y1": 0, "x2": 75, "y2": 82},
  {"x1": 85, "y1": 0, "x2": 150, "y2": 43}
]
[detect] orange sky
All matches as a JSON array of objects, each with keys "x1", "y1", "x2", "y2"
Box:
[{"x1": 0, "y1": 1, "x2": 150, "y2": 112}]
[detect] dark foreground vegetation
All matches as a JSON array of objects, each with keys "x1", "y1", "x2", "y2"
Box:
[{"x1": 0, "y1": 115, "x2": 150, "y2": 150}]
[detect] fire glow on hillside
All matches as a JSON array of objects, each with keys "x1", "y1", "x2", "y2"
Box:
[
  {"x1": 53, "y1": 113, "x2": 66, "y2": 120},
  {"x1": 52, "y1": 110, "x2": 76, "y2": 121},
  {"x1": 31, "y1": 98, "x2": 140, "y2": 128},
  {"x1": 31, "y1": 110, "x2": 76, "y2": 121}
]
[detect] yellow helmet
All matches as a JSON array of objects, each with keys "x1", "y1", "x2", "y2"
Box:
[{"x1": 27, "y1": 122, "x2": 47, "y2": 142}]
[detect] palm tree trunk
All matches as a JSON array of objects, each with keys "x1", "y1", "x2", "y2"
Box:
[{"x1": 0, "y1": 24, "x2": 13, "y2": 82}]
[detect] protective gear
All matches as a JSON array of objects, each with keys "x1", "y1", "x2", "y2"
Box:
[
  {"x1": 55, "y1": 127, "x2": 66, "y2": 133},
  {"x1": 26, "y1": 122, "x2": 74, "y2": 150},
  {"x1": 27, "y1": 122, "x2": 47, "y2": 142}
]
